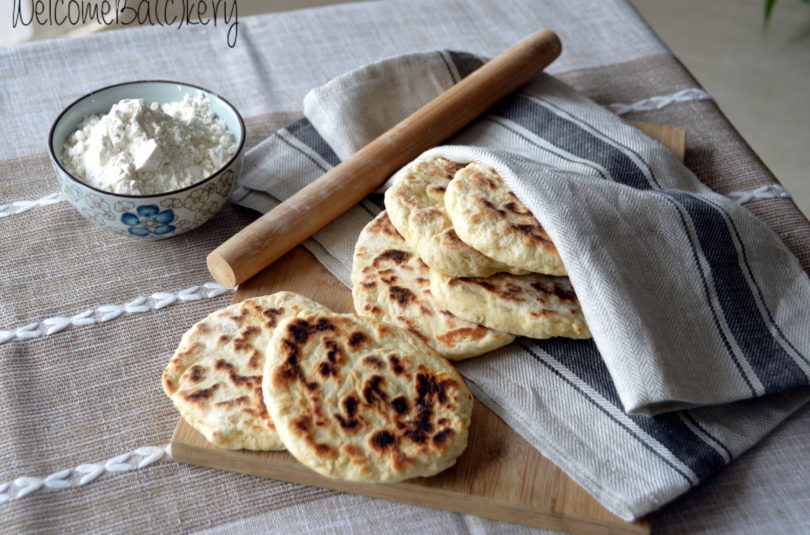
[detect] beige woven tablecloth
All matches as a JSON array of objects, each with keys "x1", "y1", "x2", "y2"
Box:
[{"x1": 2, "y1": 1, "x2": 808, "y2": 533}]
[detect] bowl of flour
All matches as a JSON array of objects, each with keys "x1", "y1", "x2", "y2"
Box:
[{"x1": 49, "y1": 81, "x2": 245, "y2": 239}]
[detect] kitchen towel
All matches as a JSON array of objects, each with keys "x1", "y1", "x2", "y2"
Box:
[{"x1": 231, "y1": 50, "x2": 810, "y2": 520}]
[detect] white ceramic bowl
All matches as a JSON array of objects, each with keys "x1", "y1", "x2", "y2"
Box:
[{"x1": 48, "y1": 80, "x2": 245, "y2": 240}]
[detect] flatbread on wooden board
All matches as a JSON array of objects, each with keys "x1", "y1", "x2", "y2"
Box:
[
  {"x1": 445, "y1": 161, "x2": 566, "y2": 276},
  {"x1": 162, "y1": 292, "x2": 331, "y2": 450},
  {"x1": 352, "y1": 210, "x2": 515, "y2": 360},
  {"x1": 429, "y1": 270, "x2": 591, "y2": 340},
  {"x1": 384, "y1": 156, "x2": 527, "y2": 277},
  {"x1": 263, "y1": 312, "x2": 473, "y2": 483}
]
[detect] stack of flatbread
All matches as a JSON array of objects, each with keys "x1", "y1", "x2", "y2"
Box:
[
  {"x1": 162, "y1": 156, "x2": 590, "y2": 484},
  {"x1": 353, "y1": 156, "x2": 590, "y2": 363},
  {"x1": 162, "y1": 291, "x2": 473, "y2": 484}
]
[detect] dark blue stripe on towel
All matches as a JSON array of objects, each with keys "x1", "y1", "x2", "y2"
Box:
[
  {"x1": 488, "y1": 94, "x2": 652, "y2": 190},
  {"x1": 531, "y1": 94, "x2": 662, "y2": 188},
  {"x1": 703, "y1": 196, "x2": 810, "y2": 367},
  {"x1": 663, "y1": 192, "x2": 808, "y2": 390},
  {"x1": 495, "y1": 88, "x2": 806, "y2": 393},
  {"x1": 484, "y1": 117, "x2": 611, "y2": 181},
  {"x1": 448, "y1": 51, "x2": 484, "y2": 80},
  {"x1": 660, "y1": 195, "x2": 758, "y2": 395},
  {"x1": 527, "y1": 338, "x2": 727, "y2": 481},
  {"x1": 285, "y1": 118, "x2": 341, "y2": 167},
  {"x1": 682, "y1": 412, "x2": 733, "y2": 460}
]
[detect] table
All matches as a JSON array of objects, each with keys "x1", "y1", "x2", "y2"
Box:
[{"x1": 1, "y1": 1, "x2": 808, "y2": 533}]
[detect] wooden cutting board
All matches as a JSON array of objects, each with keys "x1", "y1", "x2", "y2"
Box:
[{"x1": 171, "y1": 121, "x2": 685, "y2": 535}]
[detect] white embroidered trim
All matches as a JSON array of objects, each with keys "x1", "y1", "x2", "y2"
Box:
[
  {"x1": 0, "y1": 192, "x2": 63, "y2": 218},
  {"x1": 727, "y1": 184, "x2": 791, "y2": 205},
  {"x1": 0, "y1": 282, "x2": 234, "y2": 344},
  {"x1": 0, "y1": 444, "x2": 171, "y2": 503},
  {"x1": 607, "y1": 88, "x2": 712, "y2": 115}
]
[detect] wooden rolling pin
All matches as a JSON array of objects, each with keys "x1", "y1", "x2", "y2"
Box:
[{"x1": 208, "y1": 29, "x2": 562, "y2": 288}]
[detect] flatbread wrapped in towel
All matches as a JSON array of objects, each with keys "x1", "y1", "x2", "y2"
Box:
[
  {"x1": 352, "y1": 210, "x2": 515, "y2": 360},
  {"x1": 263, "y1": 312, "x2": 473, "y2": 483},
  {"x1": 162, "y1": 292, "x2": 330, "y2": 450},
  {"x1": 430, "y1": 270, "x2": 591, "y2": 340},
  {"x1": 384, "y1": 156, "x2": 526, "y2": 277},
  {"x1": 445, "y1": 161, "x2": 566, "y2": 276}
]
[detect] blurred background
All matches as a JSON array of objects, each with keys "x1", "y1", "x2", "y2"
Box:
[{"x1": 3, "y1": 0, "x2": 807, "y2": 216}]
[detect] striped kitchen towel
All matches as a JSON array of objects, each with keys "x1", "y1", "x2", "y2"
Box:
[{"x1": 231, "y1": 51, "x2": 810, "y2": 520}]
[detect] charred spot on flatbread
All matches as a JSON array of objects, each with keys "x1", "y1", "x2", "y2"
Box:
[
  {"x1": 351, "y1": 211, "x2": 514, "y2": 361},
  {"x1": 263, "y1": 313, "x2": 473, "y2": 483},
  {"x1": 430, "y1": 270, "x2": 591, "y2": 340},
  {"x1": 444, "y1": 162, "x2": 565, "y2": 275},
  {"x1": 162, "y1": 292, "x2": 332, "y2": 451},
  {"x1": 384, "y1": 157, "x2": 527, "y2": 277}
]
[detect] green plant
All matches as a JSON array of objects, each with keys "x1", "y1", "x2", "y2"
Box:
[{"x1": 764, "y1": 0, "x2": 810, "y2": 26}]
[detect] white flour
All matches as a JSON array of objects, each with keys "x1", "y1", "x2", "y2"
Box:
[{"x1": 61, "y1": 93, "x2": 236, "y2": 195}]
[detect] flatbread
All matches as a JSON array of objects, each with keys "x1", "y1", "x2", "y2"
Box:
[
  {"x1": 263, "y1": 312, "x2": 473, "y2": 483},
  {"x1": 445, "y1": 162, "x2": 566, "y2": 276},
  {"x1": 384, "y1": 156, "x2": 527, "y2": 277},
  {"x1": 162, "y1": 292, "x2": 331, "y2": 450},
  {"x1": 429, "y1": 270, "x2": 591, "y2": 340},
  {"x1": 352, "y1": 211, "x2": 515, "y2": 360}
]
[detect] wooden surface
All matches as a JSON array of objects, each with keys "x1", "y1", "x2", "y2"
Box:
[
  {"x1": 173, "y1": 122, "x2": 685, "y2": 535},
  {"x1": 628, "y1": 120, "x2": 686, "y2": 161},
  {"x1": 207, "y1": 29, "x2": 562, "y2": 288}
]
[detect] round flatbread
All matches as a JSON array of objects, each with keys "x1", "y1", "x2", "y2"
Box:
[
  {"x1": 429, "y1": 270, "x2": 591, "y2": 340},
  {"x1": 384, "y1": 156, "x2": 527, "y2": 277},
  {"x1": 264, "y1": 312, "x2": 473, "y2": 483},
  {"x1": 162, "y1": 292, "x2": 331, "y2": 450},
  {"x1": 445, "y1": 162, "x2": 566, "y2": 276},
  {"x1": 352, "y1": 210, "x2": 514, "y2": 360}
]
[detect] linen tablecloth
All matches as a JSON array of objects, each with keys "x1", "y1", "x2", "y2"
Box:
[{"x1": 1, "y1": 1, "x2": 808, "y2": 533}]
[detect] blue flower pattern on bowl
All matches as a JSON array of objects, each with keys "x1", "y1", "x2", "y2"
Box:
[{"x1": 121, "y1": 205, "x2": 176, "y2": 237}]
